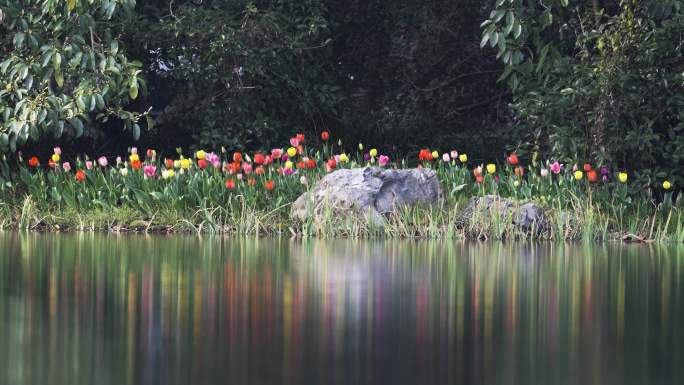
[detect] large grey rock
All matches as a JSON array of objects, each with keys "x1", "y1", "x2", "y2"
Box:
[
  {"x1": 291, "y1": 167, "x2": 442, "y2": 225},
  {"x1": 458, "y1": 195, "x2": 548, "y2": 233}
]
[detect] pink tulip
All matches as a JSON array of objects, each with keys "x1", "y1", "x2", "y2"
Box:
[
  {"x1": 378, "y1": 155, "x2": 389, "y2": 166},
  {"x1": 85, "y1": 161, "x2": 93, "y2": 170},
  {"x1": 242, "y1": 162, "x2": 253, "y2": 174},
  {"x1": 271, "y1": 149, "x2": 283, "y2": 159},
  {"x1": 540, "y1": 168, "x2": 549, "y2": 177},
  {"x1": 442, "y1": 153, "x2": 450, "y2": 162},
  {"x1": 53, "y1": 147, "x2": 61, "y2": 155},
  {"x1": 62, "y1": 162, "x2": 71, "y2": 172},
  {"x1": 450, "y1": 150, "x2": 458, "y2": 159},
  {"x1": 144, "y1": 165, "x2": 156, "y2": 178},
  {"x1": 290, "y1": 137, "x2": 300, "y2": 147},
  {"x1": 131, "y1": 147, "x2": 138, "y2": 155},
  {"x1": 97, "y1": 156, "x2": 108, "y2": 167},
  {"x1": 550, "y1": 161, "x2": 561, "y2": 174}
]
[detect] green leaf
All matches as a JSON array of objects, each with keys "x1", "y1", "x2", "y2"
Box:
[
  {"x1": 132, "y1": 123, "x2": 140, "y2": 141},
  {"x1": 129, "y1": 82, "x2": 138, "y2": 100}
]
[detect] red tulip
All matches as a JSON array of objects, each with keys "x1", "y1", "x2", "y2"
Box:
[
  {"x1": 265, "y1": 180, "x2": 275, "y2": 191},
  {"x1": 28, "y1": 156, "x2": 39, "y2": 168},
  {"x1": 254, "y1": 153, "x2": 265, "y2": 165},
  {"x1": 198, "y1": 159, "x2": 208, "y2": 169},
  {"x1": 587, "y1": 169, "x2": 598, "y2": 183},
  {"x1": 75, "y1": 170, "x2": 86, "y2": 182},
  {"x1": 225, "y1": 179, "x2": 235, "y2": 189},
  {"x1": 507, "y1": 153, "x2": 519, "y2": 165},
  {"x1": 233, "y1": 152, "x2": 243, "y2": 163},
  {"x1": 321, "y1": 131, "x2": 330, "y2": 141},
  {"x1": 583, "y1": 163, "x2": 592, "y2": 172}
]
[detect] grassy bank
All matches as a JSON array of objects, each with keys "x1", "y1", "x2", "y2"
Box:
[{"x1": 1, "y1": 134, "x2": 682, "y2": 241}]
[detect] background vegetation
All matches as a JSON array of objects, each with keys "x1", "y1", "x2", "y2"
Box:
[{"x1": 2, "y1": 0, "x2": 684, "y2": 186}]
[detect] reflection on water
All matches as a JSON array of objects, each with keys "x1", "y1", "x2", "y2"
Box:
[{"x1": 0, "y1": 234, "x2": 682, "y2": 385}]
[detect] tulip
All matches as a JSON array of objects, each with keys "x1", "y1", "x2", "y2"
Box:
[
  {"x1": 285, "y1": 160, "x2": 294, "y2": 169},
  {"x1": 431, "y1": 150, "x2": 439, "y2": 160},
  {"x1": 442, "y1": 153, "x2": 450, "y2": 162},
  {"x1": 540, "y1": 168, "x2": 549, "y2": 177},
  {"x1": 85, "y1": 161, "x2": 93, "y2": 170},
  {"x1": 75, "y1": 170, "x2": 86, "y2": 182},
  {"x1": 28, "y1": 156, "x2": 39, "y2": 167},
  {"x1": 290, "y1": 137, "x2": 300, "y2": 147},
  {"x1": 97, "y1": 156, "x2": 108, "y2": 167},
  {"x1": 574, "y1": 170, "x2": 583, "y2": 180},
  {"x1": 618, "y1": 172, "x2": 628, "y2": 183},
  {"x1": 198, "y1": 159, "x2": 208, "y2": 170},
  {"x1": 583, "y1": 163, "x2": 592, "y2": 172},
  {"x1": 370, "y1": 148, "x2": 378, "y2": 158},
  {"x1": 162, "y1": 169, "x2": 175, "y2": 179},
  {"x1": 147, "y1": 149, "x2": 156, "y2": 159},
  {"x1": 514, "y1": 166, "x2": 524, "y2": 177},
  {"x1": 247, "y1": 178, "x2": 256, "y2": 187},
  {"x1": 131, "y1": 160, "x2": 142, "y2": 170},
  {"x1": 550, "y1": 161, "x2": 561, "y2": 174},
  {"x1": 663, "y1": 180, "x2": 672, "y2": 190},
  {"x1": 321, "y1": 131, "x2": 330, "y2": 141},
  {"x1": 120, "y1": 168, "x2": 129, "y2": 176},
  {"x1": 254, "y1": 153, "x2": 265, "y2": 165},
  {"x1": 587, "y1": 169, "x2": 598, "y2": 183},
  {"x1": 255, "y1": 166, "x2": 265, "y2": 175},
  {"x1": 63, "y1": 162, "x2": 72, "y2": 172},
  {"x1": 196, "y1": 150, "x2": 206, "y2": 160},
  {"x1": 287, "y1": 147, "x2": 297, "y2": 158},
  {"x1": 358, "y1": 143, "x2": 364, "y2": 151},
  {"x1": 419, "y1": 149, "x2": 433, "y2": 161},
  {"x1": 53, "y1": 147, "x2": 61, "y2": 155},
  {"x1": 459, "y1": 154, "x2": 468, "y2": 163},
  {"x1": 180, "y1": 159, "x2": 190, "y2": 169},
  {"x1": 271, "y1": 149, "x2": 283, "y2": 159},
  {"x1": 131, "y1": 147, "x2": 138, "y2": 155},
  {"x1": 486, "y1": 163, "x2": 496, "y2": 174},
  {"x1": 116, "y1": 156, "x2": 122, "y2": 165},
  {"x1": 144, "y1": 165, "x2": 157, "y2": 178},
  {"x1": 52, "y1": 153, "x2": 60, "y2": 162},
  {"x1": 233, "y1": 152, "x2": 243, "y2": 163},
  {"x1": 339, "y1": 153, "x2": 349, "y2": 163},
  {"x1": 507, "y1": 153, "x2": 519, "y2": 165},
  {"x1": 513, "y1": 180, "x2": 520, "y2": 187},
  {"x1": 225, "y1": 179, "x2": 235, "y2": 190},
  {"x1": 242, "y1": 162, "x2": 253, "y2": 174},
  {"x1": 265, "y1": 180, "x2": 276, "y2": 191},
  {"x1": 129, "y1": 153, "x2": 139, "y2": 163},
  {"x1": 450, "y1": 150, "x2": 458, "y2": 159},
  {"x1": 300, "y1": 175, "x2": 308, "y2": 185},
  {"x1": 378, "y1": 155, "x2": 389, "y2": 167}
]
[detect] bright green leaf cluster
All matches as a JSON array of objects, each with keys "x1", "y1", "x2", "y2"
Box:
[{"x1": 0, "y1": 0, "x2": 147, "y2": 152}]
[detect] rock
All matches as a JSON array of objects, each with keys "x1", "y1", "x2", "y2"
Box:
[
  {"x1": 458, "y1": 195, "x2": 548, "y2": 233},
  {"x1": 291, "y1": 167, "x2": 442, "y2": 225}
]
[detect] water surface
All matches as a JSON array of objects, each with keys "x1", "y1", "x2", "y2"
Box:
[{"x1": 0, "y1": 234, "x2": 682, "y2": 385}]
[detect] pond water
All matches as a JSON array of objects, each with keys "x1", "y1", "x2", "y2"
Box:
[{"x1": 0, "y1": 233, "x2": 682, "y2": 385}]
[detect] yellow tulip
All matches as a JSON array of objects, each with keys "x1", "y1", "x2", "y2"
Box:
[
  {"x1": 173, "y1": 160, "x2": 181, "y2": 169},
  {"x1": 459, "y1": 154, "x2": 468, "y2": 163},
  {"x1": 162, "y1": 169, "x2": 175, "y2": 179},
  {"x1": 180, "y1": 158, "x2": 190, "y2": 169},
  {"x1": 129, "y1": 154, "x2": 139, "y2": 163},
  {"x1": 287, "y1": 147, "x2": 297, "y2": 158},
  {"x1": 285, "y1": 160, "x2": 294, "y2": 169},
  {"x1": 195, "y1": 150, "x2": 206, "y2": 160},
  {"x1": 369, "y1": 148, "x2": 378, "y2": 158},
  {"x1": 431, "y1": 151, "x2": 439, "y2": 160},
  {"x1": 618, "y1": 172, "x2": 628, "y2": 183},
  {"x1": 663, "y1": 180, "x2": 672, "y2": 190},
  {"x1": 51, "y1": 153, "x2": 60, "y2": 162},
  {"x1": 358, "y1": 143, "x2": 364, "y2": 151},
  {"x1": 339, "y1": 153, "x2": 349, "y2": 163},
  {"x1": 486, "y1": 163, "x2": 496, "y2": 174},
  {"x1": 574, "y1": 170, "x2": 583, "y2": 180}
]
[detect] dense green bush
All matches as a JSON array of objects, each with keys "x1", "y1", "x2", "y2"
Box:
[
  {"x1": 0, "y1": 0, "x2": 147, "y2": 153},
  {"x1": 481, "y1": 0, "x2": 684, "y2": 186}
]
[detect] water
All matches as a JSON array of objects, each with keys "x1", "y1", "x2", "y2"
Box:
[{"x1": 0, "y1": 234, "x2": 682, "y2": 385}]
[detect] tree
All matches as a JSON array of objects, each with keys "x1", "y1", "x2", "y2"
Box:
[{"x1": 0, "y1": 0, "x2": 148, "y2": 153}]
